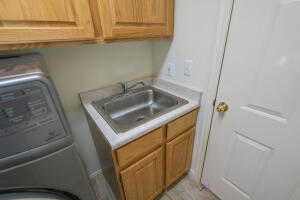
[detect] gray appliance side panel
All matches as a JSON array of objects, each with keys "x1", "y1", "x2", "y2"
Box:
[
  {"x1": 85, "y1": 113, "x2": 120, "y2": 200},
  {"x1": 0, "y1": 145, "x2": 96, "y2": 200}
]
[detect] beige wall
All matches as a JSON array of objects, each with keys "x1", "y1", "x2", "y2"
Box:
[
  {"x1": 152, "y1": 0, "x2": 222, "y2": 176},
  {"x1": 39, "y1": 42, "x2": 153, "y2": 174},
  {"x1": 153, "y1": 0, "x2": 220, "y2": 91}
]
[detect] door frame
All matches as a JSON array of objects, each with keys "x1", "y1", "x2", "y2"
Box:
[{"x1": 192, "y1": 0, "x2": 235, "y2": 184}]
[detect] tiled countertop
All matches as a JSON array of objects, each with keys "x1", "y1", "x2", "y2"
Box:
[{"x1": 79, "y1": 77, "x2": 202, "y2": 150}]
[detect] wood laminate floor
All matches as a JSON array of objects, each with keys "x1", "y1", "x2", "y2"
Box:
[
  {"x1": 157, "y1": 176, "x2": 220, "y2": 200},
  {"x1": 91, "y1": 173, "x2": 219, "y2": 200}
]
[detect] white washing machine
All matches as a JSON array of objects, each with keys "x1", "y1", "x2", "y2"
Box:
[{"x1": 0, "y1": 54, "x2": 97, "y2": 200}]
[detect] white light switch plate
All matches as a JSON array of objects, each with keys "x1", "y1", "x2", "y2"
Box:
[
  {"x1": 184, "y1": 60, "x2": 193, "y2": 77},
  {"x1": 167, "y1": 62, "x2": 176, "y2": 77}
]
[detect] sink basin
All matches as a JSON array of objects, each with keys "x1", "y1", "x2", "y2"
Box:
[{"x1": 92, "y1": 86, "x2": 188, "y2": 133}]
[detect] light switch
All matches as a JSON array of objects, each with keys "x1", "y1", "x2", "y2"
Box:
[
  {"x1": 184, "y1": 60, "x2": 193, "y2": 77},
  {"x1": 167, "y1": 62, "x2": 176, "y2": 77}
]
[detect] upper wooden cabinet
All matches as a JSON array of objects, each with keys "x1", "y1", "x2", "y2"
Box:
[
  {"x1": 0, "y1": 0, "x2": 174, "y2": 50},
  {"x1": 0, "y1": 0, "x2": 95, "y2": 44},
  {"x1": 90, "y1": 0, "x2": 174, "y2": 40}
]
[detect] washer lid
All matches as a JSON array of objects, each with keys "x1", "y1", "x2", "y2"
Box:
[{"x1": 0, "y1": 192, "x2": 73, "y2": 200}]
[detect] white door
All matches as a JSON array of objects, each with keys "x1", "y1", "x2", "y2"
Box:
[{"x1": 202, "y1": 0, "x2": 300, "y2": 200}]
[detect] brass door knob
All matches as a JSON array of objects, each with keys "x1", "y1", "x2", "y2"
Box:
[{"x1": 216, "y1": 102, "x2": 229, "y2": 112}]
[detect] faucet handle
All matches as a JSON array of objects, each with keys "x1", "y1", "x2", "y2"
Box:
[
  {"x1": 118, "y1": 82, "x2": 127, "y2": 94},
  {"x1": 127, "y1": 81, "x2": 146, "y2": 91},
  {"x1": 136, "y1": 81, "x2": 145, "y2": 86},
  {"x1": 118, "y1": 80, "x2": 145, "y2": 94}
]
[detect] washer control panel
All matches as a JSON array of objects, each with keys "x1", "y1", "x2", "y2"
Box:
[{"x1": 0, "y1": 81, "x2": 67, "y2": 159}]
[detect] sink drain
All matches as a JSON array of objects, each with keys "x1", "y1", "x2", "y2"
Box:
[{"x1": 136, "y1": 116, "x2": 145, "y2": 122}]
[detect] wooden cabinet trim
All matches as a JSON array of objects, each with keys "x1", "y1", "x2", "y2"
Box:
[
  {"x1": 166, "y1": 0, "x2": 174, "y2": 36},
  {"x1": 111, "y1": 150, "x2": 126, "y2": 200},
  {"x1": 0, "y1": 36, "x2": 172, "y2": 51}
]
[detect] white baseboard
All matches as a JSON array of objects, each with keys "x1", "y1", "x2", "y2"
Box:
[
  {"x1": 89, "y1": 169, "x2": 116, "y2": 200},
  {"x1": 89, "y1": 169, "x2": 103, "y2": 179}
]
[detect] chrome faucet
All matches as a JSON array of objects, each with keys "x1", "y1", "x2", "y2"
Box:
[{"x1": 119, "y1": 81, "x2": 145, "y2": 94}]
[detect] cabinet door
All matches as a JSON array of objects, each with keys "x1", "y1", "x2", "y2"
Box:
[
  {"x1": 166, "y1": 127, "x2": 195, "y2": 187},
  {"x1": 120, "y1": 148, "x2": 163, "y2": 200},
  {"x1": 0, "y1": 0, "x2": 94, "y2": 44},
  {"x1": 93, "y1": 0, "x2": 173, "y2": 40}
]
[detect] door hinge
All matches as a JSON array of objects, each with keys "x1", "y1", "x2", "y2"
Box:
[{"x1": 212, "y1": 99, "x2": 216, "y2": 107}]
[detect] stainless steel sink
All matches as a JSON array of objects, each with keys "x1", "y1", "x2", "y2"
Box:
[{"x1": 92, "y1": 86, "x2": 188, "y2": 133}]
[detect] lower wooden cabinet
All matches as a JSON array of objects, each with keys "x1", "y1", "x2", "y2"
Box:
[
  {"x1": 120, "y1": 148, "x2": 163, "y2": 200},
  {"x1": 97, "y1": 109, "x2": 198, "y2": 200},
  {"x1": 166, "y1": 127, "x2": 195, "y2": 187}
]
